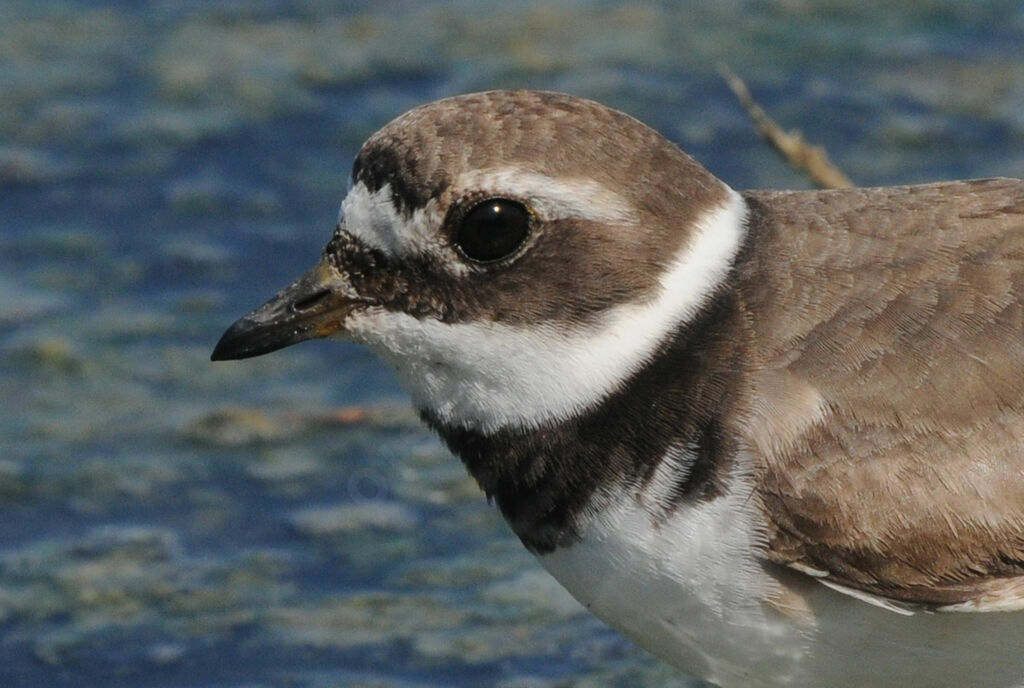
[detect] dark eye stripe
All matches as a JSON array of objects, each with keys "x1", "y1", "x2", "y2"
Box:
[{"x1": 455, "y1": 199, "x2": 530, "y2": 263}]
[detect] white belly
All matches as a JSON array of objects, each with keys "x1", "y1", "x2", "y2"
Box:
[{"x1": 537, "y1": 481, "x2": 1024, "y2": 688}]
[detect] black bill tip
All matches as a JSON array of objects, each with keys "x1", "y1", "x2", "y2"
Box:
[
  {"x1": 210, "y1": 260, "x2": 361, "y2": 362},
  {"x1": 210, "y1": 314, "x2": 295, "y2": 361}
]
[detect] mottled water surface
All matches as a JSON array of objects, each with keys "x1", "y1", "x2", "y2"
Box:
[{"x1": 1, "y1": 1, "x2": 1022, "y2": 686}]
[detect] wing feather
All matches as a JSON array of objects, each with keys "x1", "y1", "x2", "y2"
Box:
[{"x1": 739, "y1": 179, "x2": 1024, "y2": 611}]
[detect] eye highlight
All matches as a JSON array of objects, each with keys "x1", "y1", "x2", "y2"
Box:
[{"x1": 455, "y1": 199, "x2": 531, "y2": 263}]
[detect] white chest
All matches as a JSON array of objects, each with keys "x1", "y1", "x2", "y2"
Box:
[
  {"x1": 537, "y1": 480, "x2": 811, "y2": 688},
  {"x1": 535, "y1": 482, "x2": 1024, "y2": 688}
]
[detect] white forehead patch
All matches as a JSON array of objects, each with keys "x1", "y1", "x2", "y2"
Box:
[
  {"x1": 339, "y1": 181, "x2": 447, "y2": 261},
  {"x1": 343, "y1": 188, "x2": 748, "y2": 433}
]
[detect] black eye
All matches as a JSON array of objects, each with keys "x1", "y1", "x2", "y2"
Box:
[{"x1": 455, "y1": 199, "x2": 530, "y2": 263}]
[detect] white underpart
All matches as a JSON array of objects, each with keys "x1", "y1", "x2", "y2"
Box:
[
  {"x1": 540, "y1": 461, "x2": 813, "y2": 687},
  {"x1": 542, "y1": 453, "x2": 1024, "y2": 688},
  {"x1": 343, "y1": 188, "x2": 748, "y2": 432}
]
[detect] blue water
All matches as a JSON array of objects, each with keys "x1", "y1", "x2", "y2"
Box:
[{"x1": 1, "y1": 1, "x2": 1022, "y2": 686}]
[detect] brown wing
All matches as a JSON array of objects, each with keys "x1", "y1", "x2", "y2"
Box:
[{"x1": 739, "y1": 179, "x2": 1024, "y2": 610}]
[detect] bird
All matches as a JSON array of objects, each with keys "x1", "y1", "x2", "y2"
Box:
[{"x1": 211, "y1": 90, "x2": 1024, "y2": 688}]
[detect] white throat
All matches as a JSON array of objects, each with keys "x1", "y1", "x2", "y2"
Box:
[{"x1": 344, "y1": 189, "x2": 749, "y2": 433}]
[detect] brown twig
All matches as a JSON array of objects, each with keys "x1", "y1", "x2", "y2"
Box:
[{"x1": 719, "y1": 65, "x2": 854, "y2": 190}]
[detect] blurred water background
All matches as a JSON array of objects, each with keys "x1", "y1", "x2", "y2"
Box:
[{"x1": 1, "y1": 1, "x2": 1023, "y2": 686}]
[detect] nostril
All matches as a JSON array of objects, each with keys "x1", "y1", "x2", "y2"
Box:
[{"x1": 292, "y1": 289, "x2": 332, "y2": 313}]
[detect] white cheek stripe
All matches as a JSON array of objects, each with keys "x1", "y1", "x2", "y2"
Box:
[{"x1": 346, "y1": 189, "x2": 748, "y2": 433}]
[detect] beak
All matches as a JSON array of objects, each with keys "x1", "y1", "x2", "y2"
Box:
[{"x1": 211, "y1": 258, "x2": 364, "y2": 361}]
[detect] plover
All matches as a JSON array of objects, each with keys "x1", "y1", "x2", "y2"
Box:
[{"x1": 212, "y1": 90, "x2": 1024, "y2": 687}]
